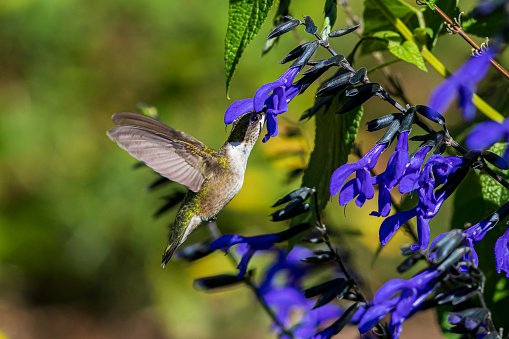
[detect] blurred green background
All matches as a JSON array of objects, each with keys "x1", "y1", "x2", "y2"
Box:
[{"x1": 0, "y1": 0, "x2": 506, "y2": 338}]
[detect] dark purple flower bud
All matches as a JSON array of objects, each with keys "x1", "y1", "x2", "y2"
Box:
[
  {"x1": 290, "y1": 40, "x2": 320, "y2": 68},
  {"x1": 336, "y1": 83, "x2": 381, "y2": 114},
  {"x1": 399, "y1": 107, "x2": 416, "y2": 133},
  {"x1": 448, "y1": 308, "x2": 489, "y2": 331},
  {"x1": 481, "y1": 150, "x2": 509, "y2": 170},
  {"x1": 328, "y1": 24, "x2": 361, "y2": 38},
  {"x1": 349, "y1": 67, "x2": 367, "y2": 85},
  {"x1": 273, "y1": 187, "x2": 316, "y2": 207},
  {"x1": 194, "y1": 273, "x2": 243, "y2": 290},
  {"x1": 302, "y1": 55, "x2": 345, "y2": 75},
  {"x1": 267, "y1": 19, "x2": 302, "y2": 39},
  {"x1": 311, "y1": 303, "x2": 361, "y2": 339},
  {"x1": 280, "y1": 41, "x2": 317, "y2": 64},
  {"x1": 304, "y1": 16, "x2": 318, "y2": 35},
  {"x1": 366, "y1": 113, "x2": 401, "y2": 132},
  {"x1": 316, "y1": 72, "x2": 355, "y2": 97},
  {"x1": 376, "y1": 117, "x2": 401, "y2": 145},
  {"x1": 415, "y1": 105, "x2": 446, "y2": 126},
  {"x1": 176, "y1": 239, "x2": 214, "y2": 262}
]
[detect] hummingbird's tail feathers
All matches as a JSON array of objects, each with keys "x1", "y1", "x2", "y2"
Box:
[
  {"x1": 161, "y1": 213, "x2": 203, "y2": 268},
  {"x1": 161, "y1": 237, "x2": 183, "y2": 268},
  {"x1": 161, "y1": 244, "x2": 178, "y2": 268}
]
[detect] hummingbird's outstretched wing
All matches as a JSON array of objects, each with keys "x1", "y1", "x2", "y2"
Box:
[{"x1": 107, "y1": 112, "x2": 216, "y2": 192}]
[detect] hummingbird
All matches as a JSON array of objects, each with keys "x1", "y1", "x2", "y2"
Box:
[{"x1": 107, "y1": 110, "x2": 266, "y2": 267}]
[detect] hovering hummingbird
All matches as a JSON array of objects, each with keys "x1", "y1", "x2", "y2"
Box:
[{"x1": 107, "y1": 111, "x2": 266, "y2": 267}]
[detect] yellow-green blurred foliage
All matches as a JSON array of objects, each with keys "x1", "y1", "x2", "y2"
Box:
[{"x1": 0, "y1": 0, "x2": 504, "y2": 338}]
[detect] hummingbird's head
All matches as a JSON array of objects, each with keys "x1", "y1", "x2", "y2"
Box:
[{"x1": 227, "y1": 111, "x2": 266, "y2": 147}]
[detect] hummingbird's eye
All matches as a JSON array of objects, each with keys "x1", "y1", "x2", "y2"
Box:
[{"x1": 250, "y1": 114, "x2": 259, "y2": 123}]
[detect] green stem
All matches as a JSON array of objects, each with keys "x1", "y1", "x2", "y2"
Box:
[{"x1": 370, "y1": 0, "x2": 505, "y2": 122}]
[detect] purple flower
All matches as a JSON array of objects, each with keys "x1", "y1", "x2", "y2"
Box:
[
  {"x1": 380, "y1": 155, "x2": 464, "y2": 250},
  {"x1": 398, "y1": 146, "x2": 432, "y2": 194},
  {"x1": 257, "y1": 247, "x2": 342, "y2": 339},
  {"x1": 224, "y1": 66, "x2": 301, "y2": 142},
  {"x1": 210, "y1": 223, "x2": 311, "y2": 278},
  {"x1": 371, "y1": 132, "x2": 410, "y2": 217},
  {"x1": 210, "y1": 233, "x2": 279, "y2": 278},
  {"x1": 358, "y1": 269, "x2": 440, "y2": 339},
  {"x1": 495, "y1": 227, "x2": 509, "y2": 277},
  {"x1": 330, "y1": 143, "x2": 387, "y2": 207},
  {"x1": 428, "y1": 50, "x2": 493, "y2": 120},
  {"x1": 466, "y1": 118, "x2": 509, "y2": 161}
]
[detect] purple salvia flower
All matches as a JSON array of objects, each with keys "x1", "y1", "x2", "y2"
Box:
[
  {"x1": 428, "y1": 50, "x2": 493, "y2": 120},
  {"x1": 495, "y1": 227, "x2": 509, "y2": 277},
  {"x1": 224, "y1": 66, "x2": 301, "y2": 142},
  {"x1": 466, "y1": 118, "x2": 509, "y2": 161},
  {"x1": 358, "y1": 269, "x2": 440, "y2": 339},
  {"x1": 380, "y1": 155, "x2": 464, "y2": 250},
  {"x1": 398, "y1": 145, "x2": 432, "y2": 193},
  {"x1": 371, "y1": 131, "x2": 410, "y2": 217},
  {"x1": 210, "y1": 233, "x2": 279, "y2": 278},
  {"x1": 330, "y1": 143, "x2": 387, "y2": 206}
]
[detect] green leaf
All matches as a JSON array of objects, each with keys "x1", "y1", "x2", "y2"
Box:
[
  {"x1": 462, "y1": 10, "x2": 509, "y2": 43},
  {"x1": 360, "y1": 30, "x2": 401, "y2": 55},
  {"x1": 225, "y1": 0, "x2": 274, "y2": 94},
  {"x1": 387, "y1": 40, "x2": 427, "y2": 71},
  {"x1": 363, "y1": 0, "x2": 415, "y2": 37},
  {"x1": 480, "y1": 143, "x2": 509, "y2": 213},
  {"x1": 301, "y1": 92, "x2": 363, "y2": 214}
]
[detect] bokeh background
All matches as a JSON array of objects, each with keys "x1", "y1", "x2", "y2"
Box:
[{"x1": 0, "y1": 0, "x2": 506, "y2": 338}]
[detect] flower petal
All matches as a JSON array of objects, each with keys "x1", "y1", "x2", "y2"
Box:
[
  {"x1": 466, "y1": 120, "x2": 506, "y2": 151},
  {"x1": 224, "y1": 99, "x2": 254, "y2": 124},
  {"x1": 380, "y1": 208, "x2": 418, "y2": 245},
  {"x1": 428, "y1": 79, "x2": 457, "y2": 114}
]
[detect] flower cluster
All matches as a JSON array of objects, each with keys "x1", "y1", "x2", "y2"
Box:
[{"x1": 330, "y1": 108, "x2": 466, "y2": 250}]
